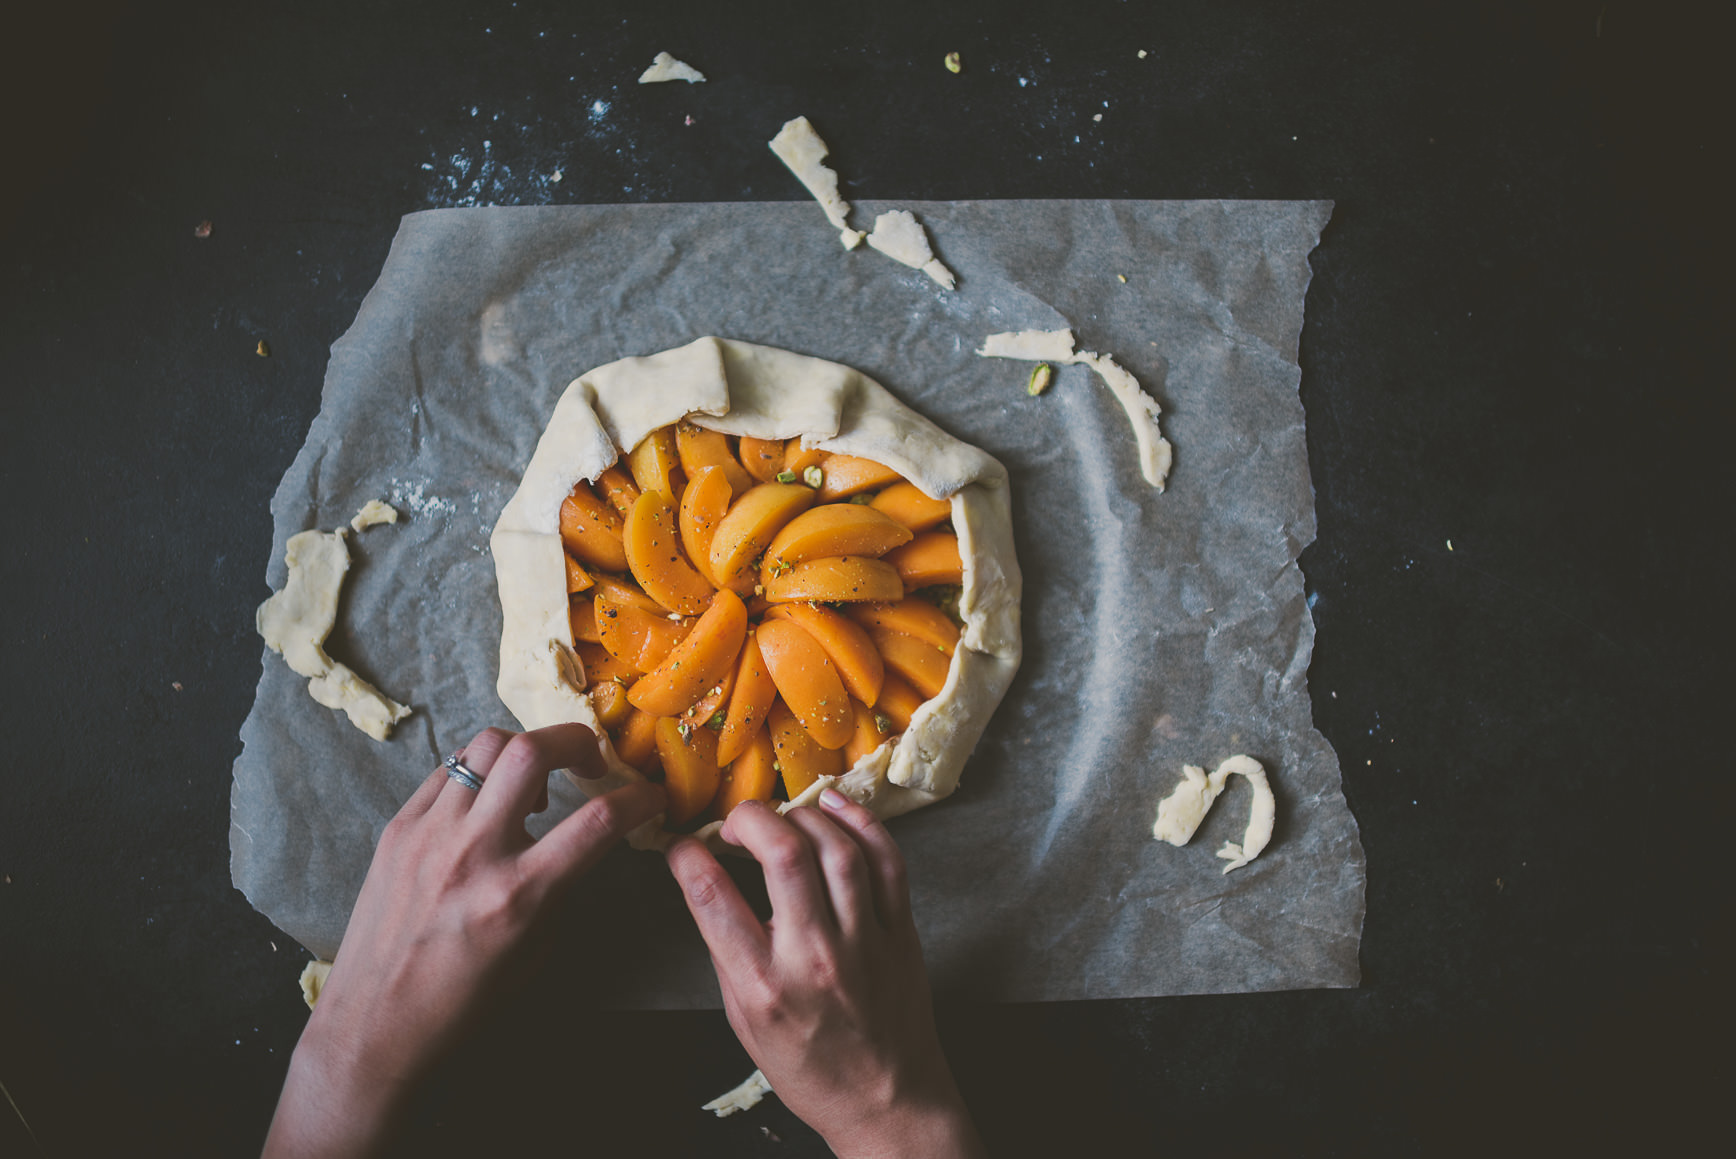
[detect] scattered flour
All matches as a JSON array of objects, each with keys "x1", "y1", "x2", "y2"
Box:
[{"x1": 389, "y1": 478, "x2": 460, "y2": 519}]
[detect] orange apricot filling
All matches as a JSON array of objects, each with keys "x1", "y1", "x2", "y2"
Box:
[{"x1": 558, "y1": 419, "x2": 965, "y2": 827}]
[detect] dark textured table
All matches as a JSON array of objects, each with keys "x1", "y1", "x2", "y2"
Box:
[{"x1": 3, "y1": 2, "x2": 1727, "y2": 1154}]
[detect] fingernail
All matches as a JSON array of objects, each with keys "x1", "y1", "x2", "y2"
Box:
[{"x1": 819, "y1": 787, "x2": 848, "y2": 811}]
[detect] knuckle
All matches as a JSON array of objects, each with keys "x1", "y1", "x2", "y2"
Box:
[
  {"x1": 821, "y1": 840, "x2": 865, "y2": 882},
  {"x1": 760, "y1": 835, "x2": 810, "y2": 879},
  {"x1": 681, "y1": 861, "x2": 732, "y2": 911}
]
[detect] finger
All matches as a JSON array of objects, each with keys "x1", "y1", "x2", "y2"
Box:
[
  {"x1": 784, "y1": 807, "x2": 877, "y2": 941},
  {"x1": 432, "y1": 727, "x2": 517, "y2": 812},
  {"x1": 469, "y1": 723, "x2": 604, "y2": 831},
  {"x1": 520, "y1": 779, "x2": 667, "y2": 888},
  {"x1": 818, "y1": 787, "x2": 911, "y2": 930},
  {"x1": 665, "y1": 836, "x2": 771, "y2": 971},
  {"x1": 396, "y1": 769, "x2": 449, "y2": 822},
  {"x1": 717, "y1": 799, "x2": 832, "y2": 933}
]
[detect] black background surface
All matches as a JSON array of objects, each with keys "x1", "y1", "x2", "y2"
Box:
[{"x1": 2, "y1": 1, "x2": 1729, "y2": 1155}]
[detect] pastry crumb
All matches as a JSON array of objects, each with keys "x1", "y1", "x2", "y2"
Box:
[
  {"x1": 638, "y1": 51, "x2": 706, "y2": 84},
  {"x1": 769, "y1": 117, "x2": 863, "y2": 249},
  {"x1": 349, "y1": 499, "x2": 400, "y2": 532},
  {"x1": 865, "y1": 210, "x2": 956, "y2": 290},
  {"x1": 194, "y1": 220, "x2": 213, "y2": 238},
  {"x1": 703, "y1": 1068, "x2": 773, "y2": 1117},
  {"x1": 299, "y1": 960, "x2": 333, "y2": 1010}
]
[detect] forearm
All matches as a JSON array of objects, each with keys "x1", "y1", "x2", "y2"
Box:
[{"x1": 261, "y1": 1023, "x2": 416, "y2": 1159}]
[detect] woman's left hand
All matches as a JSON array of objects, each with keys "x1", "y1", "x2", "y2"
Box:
[{"x1": 263, "y1": 723, "x2": 665, "y2": 1158}]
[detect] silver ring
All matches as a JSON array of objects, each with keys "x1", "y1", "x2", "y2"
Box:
[{"x1": 443, "y1": 753, "x2": 484, "y2": 792}]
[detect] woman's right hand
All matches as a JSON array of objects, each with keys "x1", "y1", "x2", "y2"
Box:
[{"x1": 665, "y1": 788, "x2": 985, "y2": 1159}]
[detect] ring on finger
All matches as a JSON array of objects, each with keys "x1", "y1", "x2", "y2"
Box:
[{"x1": 443, "y1": 752, "x2": 486, "y2": 792}]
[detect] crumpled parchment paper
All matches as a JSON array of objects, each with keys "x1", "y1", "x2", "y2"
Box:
[{"x1": 231, "y1": 200, "x2": 1365, "y2": 1006}]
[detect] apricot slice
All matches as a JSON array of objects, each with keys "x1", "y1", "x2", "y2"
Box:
[
  {"x1": 708, "y1": 482, "x2": 816, "y2": 592},
  {"x1": 628, "y1": 589, "x2": 749, "y2": 716},
  {"x1": 595, "y1": 466, "x2": 641, "y2": 519},
  {"x1": 882, "y1": 531, "x2": 964, "y2": 589},
  {"x1": 624, "y1": 490, "x2": 715, "y2": 616},
  {"x1": 614, "y1": 706, "x2": 662, "y2": 774},
  {"x1": 576, "y1": 641, "x2": 637, "y2": 688},
  {"x1": 763, "y1": 556, "x2": 904, "y2": 604},
  {"x1": 870, "y1": 627, "x2": 952, "y2": 700},
  {"x1": 783, "y1": 442, "x2": 829, "y2": 477},
  {"x1": 739, "y1": 436, "x2": 787, "y2": 484},
  {"x1": 769, "y1": 699, "x2": 844, "y2": 799},
  {"x1": 711, "y1": 723, "x2": 778, "y2": 820},
  {"x1": 564, "y1": 554, "x2": 595, "y2": 594},
  {"x1": 843, "y1": 696, "x2": 892, "y2": 765},
  {"x1": 845, "y1": 598, "x2": 960, "y2": 656},
  {"x1": 595, "y1": 589, "x2": 693, "y2": 674},
  {"x1": 755, "y1": 618, "x2": 853, "y2": 750},
  {"x1": 588, "y1": 572, "x2": 664, "y2": 614},
  {"x1": 815, "y1": 454, "x2": 905, "y2": 501},
  {"x1": 656, "y1": 716, "x2": 722, "y2": 825},
  {"x1": 768, "y1": 602, "x2": 885, "y2": 706},
  {"x1": 874, "y1": 673, "x2": 926, "y2": 734},
  {"x1": 869, "y1": 482, "x2": 952, "y2": 534},
  {"x1": 680, "y1": 655, "x2": 738, "y2": 728},
  {"x1": 628, "y1": 428, "x2": 681, "y2": 496},
  {"x1": 762, "y1": 504, "x2": 913, "y2": 574},
  {"x1": 678, "y1": 465, "x2": 732, "y2": 586},
  {"x1": 589, "y1": 680, "x2": 633, "y2": 730},
  {"x1": 569, "y1": 594, "x2": 601, "y2": 644},
  {"x1": 559, "y1": 481, "x2": 628, "y2": 572},
  {"x1": 717, "y1": 630, "x2": 778, "y2": 767},
  {"x1": 676, "y1": 422, "x2": 755, "y2": 496}
]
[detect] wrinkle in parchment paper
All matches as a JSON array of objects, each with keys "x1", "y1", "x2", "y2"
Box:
[{"x1": 231, "y1": 200, "x2": 1364, "y2": 1008}]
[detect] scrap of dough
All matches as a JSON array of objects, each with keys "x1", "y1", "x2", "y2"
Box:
[
  {"x1": 977, "y1": 330, "x2": 1174, "y2": 490},
  {"x1": 977, "y1": 328, "x2": 1077, "y2": 362},
  {"x1": 1152, "y1": 755, "x2": 1275, "y2": 874},
  {"x1": 865, "y1": 209, "x2": 957, "y2": 290},
  {"x1": 638, "y1": 51, "x2": 706, "y2": 84},
  {"x1": 349, "y1": 498, "x2": 399, "y2": 532},
  {"x1": 256, "y1": 529, "x2": 411, "y2": 741},
  {"x1": 298, "y1": 960, "x2": 332, "y2": 1010},
  {"x1": 768, "y1": 117, "x2": 865, "y2": 249},
  {"x1": 490, "y1": 338, "x2": 1022, "y2": 850},
  {"x1": 702, "y1": 1069, "x2": 772, "y2": 1117}
]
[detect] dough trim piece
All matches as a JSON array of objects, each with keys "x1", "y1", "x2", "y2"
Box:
[
  {"x1": 768, "y1": 117, "x2": 865, "y2": 249},
  {"x1": 1151, "y1": 754, "x2": 1275, "y2": 874},
  {"x1": 298, "y1": 960, "x2": 332, "y2": 1010},
  {"x1": 638, "y1": 52, "x2": 706, "y2": 84},
  {"x1": 257, "y1": 529, "x2": 411, "y2": 741},
  {"x1": 865, "y1": 209, "x2": 957, "y2": 290},
  {"x1": 349, "y1": 498, "x2": 399, "y2": 532},
  {"x1": 702, "y1": 1068, "x2": 772, "y2": 1117},
  {"x1": 977, "y1": 329, "x2": 1174, "y2": 490}
]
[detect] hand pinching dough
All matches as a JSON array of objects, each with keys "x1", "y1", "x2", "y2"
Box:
[
  {"x1": 978, "y1": 328, "x2": 1174, "y2": 490},
  {"x1": 257, "y1": 529, "x2": 411, "y2": 741},
  {"x1": 702, "y1": 1069, "x2": 772, "y2": 1117},
  {"x1": 1152, "y1": 754, "x2": 1276, "y2": 874},
  {"x1": 768, "y1": 117, "x2": 865, "y2": 249}
]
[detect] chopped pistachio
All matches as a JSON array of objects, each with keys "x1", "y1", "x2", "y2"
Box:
[
  {"x1": 775, "y1": 469, "x2": 797, "y2": 483},
  {"x1": 772, "y1": 761, "x2": 782, "y2": 773},
  {"x1": 803, "y1": 465, "x2": 824, "y2": 489},
  {"x1": 256, "y1": 339, "x2": 271, "y2": 357},
  {"x1": 1116, "y1": 273, "x2": 1128, "y2": 284},
  {"x1": 848, "y1": 492, "x2": 875, "y2": 504},
  {"x1": 874, "y1": 713, "x2": 892, "y2": 734},
  {"x1": 944, "y1": 51, "x2": 962, "y2": 74},
  {"x1": 707, "y1": 710, "x2": 727, "y2": 729},
  {"x1": 677, "y1": 721, "x2": 693, "y2": 742},
  {"x1": 1026, "y1": 363, "x2": 1053, "y2": 396}
]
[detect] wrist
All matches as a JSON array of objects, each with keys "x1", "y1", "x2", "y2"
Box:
[
  {"x1": 823, "y1": 1089, "x2": 985, "y2": 1159},
  {"x1": 262, "y1": 1013, "x2": 417, "y2": 1159},
  {"x1": 820, "y1": 1064, "x2": 985, "y2": 1159}
]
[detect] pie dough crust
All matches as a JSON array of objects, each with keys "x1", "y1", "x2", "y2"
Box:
[{"x1": 491, "y1": 338, "x2": 1021, "y2": 848}]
